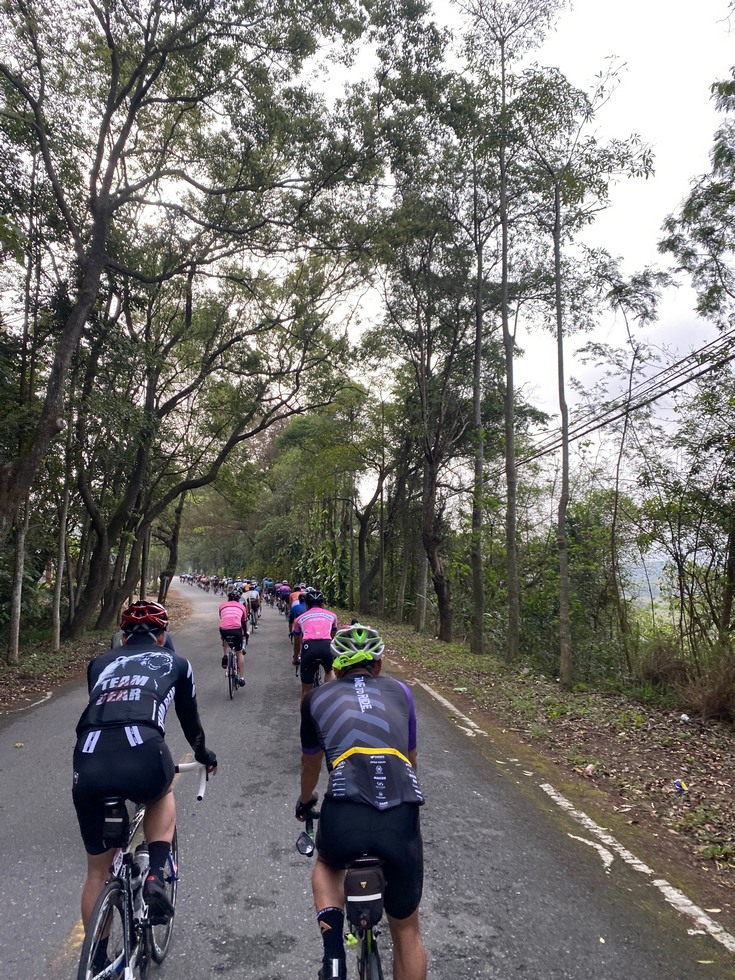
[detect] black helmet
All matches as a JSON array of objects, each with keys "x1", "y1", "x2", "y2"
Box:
[{"x1": 227, "y1": 591, "x2": 239, "y2": 601}]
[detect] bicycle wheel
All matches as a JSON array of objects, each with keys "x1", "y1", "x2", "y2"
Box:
[
  {"x1": 227, "y1": 653, "x2": 235, "y2": 699},
  {"x1": 77, "y1": 879, "x2": 129, "y2": 980},
  {"x1": 358, "y1": 930, "x2": 384, "y2": 980},
  {"x1": 149, "y1": 829, "x2": 178, "y2": 963}
]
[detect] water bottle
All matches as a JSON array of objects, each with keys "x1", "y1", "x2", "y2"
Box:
[{"x1": 132, "y1": 843, "x2": 149, "y2": 911}]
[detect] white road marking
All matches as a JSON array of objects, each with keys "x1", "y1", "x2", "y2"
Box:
[
  {"x1": 568, "y1": 833, "x2": 614, "y2": 872},
  {"x1": 1, "y1": 690, "x2": 52, "y2": 714},
  {"x1": 416, "y1": 680, "x2": 735, "y2": 956},
  {"x1": 415, "y1": 681, "x2": 487, "y2": 736}
]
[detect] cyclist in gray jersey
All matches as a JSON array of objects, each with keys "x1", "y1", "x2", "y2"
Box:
[{"x1": 297, "y1": 624, "x2": 427, "y2": 980}]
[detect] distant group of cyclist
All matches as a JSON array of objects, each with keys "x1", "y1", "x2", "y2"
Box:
[{"x1": 71, "y1": 570, "x2": 428, "y2": 980}]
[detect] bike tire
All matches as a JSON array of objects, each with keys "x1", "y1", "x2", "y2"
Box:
[
  {"x1": 77, "y1": 879, "x2": 129, "y2": 980},
  {"x1": 359, "y1": 931, "x2": 384, "y2": 980},
  {"x1": 228, "y1": 654, "x2": 235, "y2": 699},
  {"x1": 149, "y1": 829, "x2": 178, "y2": 963}
]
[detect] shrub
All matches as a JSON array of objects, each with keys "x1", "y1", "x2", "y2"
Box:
[
  {"x1": 635, "y1": 635, "x2": 692, "y2": 688},
  {"x1": 682, "y1": 660, "x2": 735, "y2": 722}
]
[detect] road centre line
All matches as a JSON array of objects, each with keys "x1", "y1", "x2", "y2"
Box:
[{"x1": 415, "y1": 680, "x2": 735, "y2": 956}]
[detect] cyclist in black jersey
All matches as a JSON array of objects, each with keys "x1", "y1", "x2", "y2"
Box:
[
  {"x1": 72, "y1": 600, "x2": 218, "y2": 930},
  {"x1": 296, "y1": 624, "x2": 427, "y2": 980}
]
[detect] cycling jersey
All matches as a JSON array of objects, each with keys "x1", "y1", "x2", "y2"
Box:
[
  {"x1": 300, "y1": 672, "x2": 424, "y2": 810},
  {"x1": 293, "y1": 607, "x2": 338, "y2": 640},
  {"x1": 289, "y1": 600, "x2": 307, "y2": 626},
  {"x1": 75, "y1": 635, "x2": 208, "y2": 759},
  {"x1": 219, "y1": 600, "x2": 248, "y2": 631}
]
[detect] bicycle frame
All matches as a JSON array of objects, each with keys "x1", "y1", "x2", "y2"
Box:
[
  {"x1": 296, "y1": 815, "x2": 385, "y2": 980},
  {"x1": 77, "y1": 764, "x2": 207, "y2": 980}
]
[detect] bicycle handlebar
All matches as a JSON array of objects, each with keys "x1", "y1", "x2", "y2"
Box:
[{"x1": 175, "y1": 761, "x2": 208, "y2": 801}]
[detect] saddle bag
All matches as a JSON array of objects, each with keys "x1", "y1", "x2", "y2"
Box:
[
  {"x1": 344, "y1": 859, "x2": 385, "y2": 929},
  {"x1": 102, "y1": 798, "x2": 130, "y2": 848}
]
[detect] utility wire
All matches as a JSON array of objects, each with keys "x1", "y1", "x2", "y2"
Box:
[{"x1": 517, "y1": 327, "x2": 735, "y2": 466}]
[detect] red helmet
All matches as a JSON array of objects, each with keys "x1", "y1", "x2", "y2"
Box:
[{"x1": 120, "y1": 600, "x2": 169, "y2": 634}]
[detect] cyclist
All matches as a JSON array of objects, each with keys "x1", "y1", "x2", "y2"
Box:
[
  {"x1": 244, "y1": 580, "x2": 260, "y2": 629},
  {"x1": 292, "y1": 589, "x2": 338, "y2": 702},
  {"x1": 278, "y1": 580, "x2": 291, "y2": 614},
  {"x1": 219, "y1": 589, "x2": 249, "y2": 686},
  {"x1": 289, "y1": 587, "x2": 308, "y2": 663},
  {"x1": 72, "y1": 600, "x2": 218, "y2": 932},
  {"x1": 296, "y1": 624, "x2": 427, "y2": 980},
  {"x1": 291, "y1": 582, "x2": 306, "y2": 610}
]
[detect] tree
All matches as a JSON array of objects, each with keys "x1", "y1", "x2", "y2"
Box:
[
  {"x1": 660, "y1": 68, "x2": 735, "y2": 329},
  {"x1": 0, "y1": 0, "x2": 374, "y2": 545},
  {"x1": 516, "y1": 62, "x2": 653, "y2": 686},
  {"x1": 457, "y1": 0, "x2": 566, "y2": 659}
]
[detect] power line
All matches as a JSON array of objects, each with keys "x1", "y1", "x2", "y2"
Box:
[{"x1": 517, "y1": 327, "x2": 735, "y2": 465}]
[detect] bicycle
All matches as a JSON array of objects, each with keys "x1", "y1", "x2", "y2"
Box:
[
  {"x1": 297, "y1": 814, "x2": 386, "y2": 980},
  {"x1": 292, "y1": 649, "x2": 322, "y2": 688},
  {"x1": 222, "y1": 634, "x2": 242, "y2": 700},
  {"x1": 77, "y1": 762, "x2": 208, "y2": 980}
]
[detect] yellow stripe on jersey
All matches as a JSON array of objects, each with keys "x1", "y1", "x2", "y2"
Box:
[{"x1": 331, "y1": 745, "x2": 411, "y2": 768}]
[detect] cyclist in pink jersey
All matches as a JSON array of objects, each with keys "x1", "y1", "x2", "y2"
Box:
[
  {"x1": 292, "y1": 589, "x2": 338, "y2": 703},
  {"x1": 218, "y1": 591, "x2": 249, "y2": 686}
]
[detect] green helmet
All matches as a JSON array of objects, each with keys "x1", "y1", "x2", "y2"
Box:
[{"x1": 331, "y1": 624, "x2": 384, "y2": 670}]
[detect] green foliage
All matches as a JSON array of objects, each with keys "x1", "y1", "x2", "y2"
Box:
[{"x1": 0, "y1": 549, "x2": 51, "y2": 636}]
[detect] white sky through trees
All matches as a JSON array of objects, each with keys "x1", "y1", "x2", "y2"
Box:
[{"x1": 510, "y1": 0, "x2": 734, "y2": 413}]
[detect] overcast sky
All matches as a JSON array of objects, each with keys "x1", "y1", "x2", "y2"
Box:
[{"x1": 510, "y1": 0, "x2": 734, "y2": 412}]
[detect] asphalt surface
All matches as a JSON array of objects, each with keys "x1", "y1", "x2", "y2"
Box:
[{"x1": 1, "y1": 584, "x2": 734, "y2": 979}]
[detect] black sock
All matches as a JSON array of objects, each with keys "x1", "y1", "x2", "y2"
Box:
[
  {"x1": 317, "y1": 906, "x2": 345, "y2": 960},
  {"x1": 147, "y1": 840, "x2": 170, "y2": 883}
]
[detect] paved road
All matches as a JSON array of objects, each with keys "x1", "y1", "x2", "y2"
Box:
[{"x1": 1, "y1": 585, "x2": 734, "y2": 978}]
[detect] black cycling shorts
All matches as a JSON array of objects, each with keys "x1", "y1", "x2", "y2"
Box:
[
  {"x1": 220, "y1": 627, "x2": 245, "y2": 651},
  {"x1": 316, "y1": 799, "x2": 424, "y2": 920},
  {"x1": 72, "y1": 727, "x2": 175, "y2": 854},
  {"x1": 299, "y1": 639, "x2": 334, "y2": 685}
]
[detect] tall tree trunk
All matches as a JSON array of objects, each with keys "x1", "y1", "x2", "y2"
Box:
[
  {"x1": 140, "y1": 525, "x2": 151, "y2": 599},
  {"x1": 158, "y1": 494, "x2": 186, "y2": 605},
  {"x1": 553, "y1": 184, "x2": 573, "y2": 689},
  {"x1": 349, "y1": 490, "x2": 356, "y2": 611},
  {"x1": 414, "y1": 463, "x2": 430, "y2": 633},
  {"x1": 395, "y1": 514, "x2": 411, "y2": 624},
  {"x1": 7, "y1": 500, "x2": 29, "y2": 665},
  {"x1": 610, "y1": 339, "x2": 638, "y2": 675},
  {"x1": 470, "y1": 220, "x2": 485, "y2": 654},
  {"x1": 422, "y1": 456, "x2": 452, "y2": 642},
  {"x1": 97, "y1": 533, "x2": 145, "y2": 632},
  {"x1": 356, "y1": 510, "x2": 371, "y2": 616},
  {"x1": 718, "y1": 513, "x2": 735, "y2": 656},
  {"x1": 499, "y1": 48, "x2": 520, "y2": 662},
  {"x1": 52, "y1": 482, "x2": 70, "y2": 653},
  {"x1": 64, "y1": 531, "x2": 111, "y2": 639}
]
